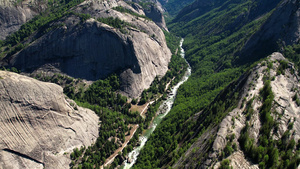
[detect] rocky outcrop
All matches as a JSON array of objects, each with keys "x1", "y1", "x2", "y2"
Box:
[
  {"x1": 123, "y1": 0, "x2": 167, "y2": 30},
  {"x1": 208, "y1": 53, "x2": 300, "y2": 168},
  {"x1": 0, "y1": 0, "x2": 46, "y2": 40},
  {"x1": 213, "y1": 151, "x2": 259, "y2": 169},
  {"x1": 173, "y1": 53, "x2": 300, "y2": 168},
  {"x1": 144, "y1": 4, "x2": 168, "y2": 31},
  {"x1": 3, "y1": 0, "x2": 171, "y2": 98},
  {"x1": 0, "y1": 70, "x2": 99, "y2": 169}
]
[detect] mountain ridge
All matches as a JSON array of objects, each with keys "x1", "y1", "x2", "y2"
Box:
[
  {"x1": 173, "y1": 52, "x2": 300, "y2": 169},
  {"x1": 0, "y1": 0, "x2": 172, "y2": 98},
  {"x1": 238, "y1": 0, "x2": 300, "y2": 64}
]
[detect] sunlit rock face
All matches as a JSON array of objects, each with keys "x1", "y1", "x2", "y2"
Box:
[
  {"x1": 3, "y1": 0, "x2": 171, "y2": 98},
  {"x1": 0, "y1": 70, "x2": 99, "y2": 169}
]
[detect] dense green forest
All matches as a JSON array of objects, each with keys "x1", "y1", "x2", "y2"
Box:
[
  {"x1": 112, "y1": 6, "x2": 151, "y2": 20},
  {"x1": 133, "y1": 0, "x2": 296, "y2": 168},
  {"x1": 284, "y1": 44, "x2": 300, "y2": 74},
  {"x1": 134, "y1": 69, "x2": 248, "y2": 168},
  {"x1": 157, "y1": 0, "x2": 195, "y2": 19}
]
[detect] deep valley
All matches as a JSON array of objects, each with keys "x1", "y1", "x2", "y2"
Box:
[{"x1": 0, "y1": 0, "x2": 299, "y2": 169}]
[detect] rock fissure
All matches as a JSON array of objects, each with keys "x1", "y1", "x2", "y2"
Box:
[
  {"x1": 2, "y1": 148, "x2": 45, "y2": 167},
  {"x1": 57, "y1": 124, "x2": 77, "y2": 134}
]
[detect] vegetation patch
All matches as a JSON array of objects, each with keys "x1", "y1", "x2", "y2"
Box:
[
  {"x1": 219, "y1": 159, "x2": 232, "y2": 169},
  {"x1": 283, "y1": 43, "x2": 300, "y2": 74},
  {"x1": 97, "y1": 17, "x2": 137, "y2": 34},
  {"x1": 112, "y1": 6, "x2": 151, "y2": 20}
]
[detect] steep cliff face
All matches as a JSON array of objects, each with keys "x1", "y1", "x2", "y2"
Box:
[
  {"x1": 239, "y1": 0, "x2": 300, "y2": 63},
  {"x1": 0, "y1": 0, "x2": 46, "y2": 40},
  {"x1": 173, "y1": 53, "x2": 300, "y2": 168},
  {"x1": 0, "y1": 70, "x2": 99, "y2": 169},
  {"x1": 144, "y1": 4, "x2": 167, "y2": 31},
  {"x1": 124, "y1": 0, "x2": 168, "y2": 30},
  {"x1": 2, "y1": 0, "x2": 171, "y2": 98},
  {"x1": 10, "y1": 18, "x2": 138, "y2": 83}
]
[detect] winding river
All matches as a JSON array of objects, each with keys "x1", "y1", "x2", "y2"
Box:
[{"x1": 122, "y1": 39, "x2": 191, "y2": 169}]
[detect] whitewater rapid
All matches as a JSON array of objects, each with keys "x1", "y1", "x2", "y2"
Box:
[{"x1": 122, "y1": 39, "x2": 191, "y2": 168}]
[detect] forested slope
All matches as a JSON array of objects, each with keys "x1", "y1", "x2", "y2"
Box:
[
  {"x1": 174, "y1": 53, "x2": 300, "y2": 168},
  {"x1": 134, "y1": 0, "x2": 300, "y2": 168},
  {"x1": 157, "y1": 0, "x2": 195, "y2": 18}
]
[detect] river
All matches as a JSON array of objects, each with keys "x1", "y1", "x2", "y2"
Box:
[{"x1": 121, "y1": 39, "x2": 191, "y2": 169}]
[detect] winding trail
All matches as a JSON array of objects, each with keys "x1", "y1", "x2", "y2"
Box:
[
  {"x1": 140, "y1": 101, "x2": 154, "y2": 118},
  {"x1": 121, "y1": 39, "x2": 191, "y2": 168},
  {"x1": 101, "y1": 124, "x2": 139, "y2": 169}
]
